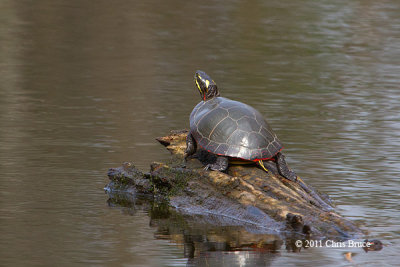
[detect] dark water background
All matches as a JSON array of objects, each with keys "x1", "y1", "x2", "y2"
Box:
[{"x1": 1, "y1": 0, "x2": 399, "y2": 266}]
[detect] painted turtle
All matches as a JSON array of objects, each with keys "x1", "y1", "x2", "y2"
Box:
[{"x1": 185, "y1": 70, "x2": 297, "y2": 181}]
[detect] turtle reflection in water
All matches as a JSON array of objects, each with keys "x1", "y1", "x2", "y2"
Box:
[{"x1": 185, "y1": 70, "x2": 297, "y2": 182}]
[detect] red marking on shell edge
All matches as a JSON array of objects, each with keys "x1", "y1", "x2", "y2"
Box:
[{"x1": 200, "y1": 144, "x2": 284, "y2": 162}]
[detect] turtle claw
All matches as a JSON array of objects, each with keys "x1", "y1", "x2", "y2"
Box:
[
  {"x1": 184, "y1": 153, "x2": 191, "y2": 161},
  {"x1": 203, "y1": 157, "x2": 229, "y2": 172}
]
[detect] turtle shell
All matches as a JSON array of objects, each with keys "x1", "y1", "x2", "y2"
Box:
[{"x1": 190, "y1": 97, "x2": 283, "y2": 161}]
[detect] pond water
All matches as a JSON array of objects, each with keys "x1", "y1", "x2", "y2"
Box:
[{"x1": 1, "y1": 0, "x2": 399, "y2": 266}]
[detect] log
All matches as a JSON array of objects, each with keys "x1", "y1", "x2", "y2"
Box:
[{"x1": 105, "y1": 129, "x2": 363, "y2": 240}]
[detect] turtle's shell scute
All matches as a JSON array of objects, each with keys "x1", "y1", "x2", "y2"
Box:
[{"x1": 190, "y1": 97, "x2": 282, "y2": 161}]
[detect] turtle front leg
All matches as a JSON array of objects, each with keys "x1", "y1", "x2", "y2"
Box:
[
  {"x1": 205, "y1": 156, "x2": 229, "y2": 172},
  {"x1": 185, "y1": 133, "x2": 197, "y2": 160},
  {"x1": 276, "y1": 152, "x2": 297, "y2": 182}
]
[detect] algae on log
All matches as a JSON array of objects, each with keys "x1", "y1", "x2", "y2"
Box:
[{"x1": 106, "y1": 130, "x2": 362, "y2": 240}]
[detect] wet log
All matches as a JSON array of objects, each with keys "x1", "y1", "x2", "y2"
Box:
[{"x1": 106, "y1": 129, "x2": 362, "y2": 240}]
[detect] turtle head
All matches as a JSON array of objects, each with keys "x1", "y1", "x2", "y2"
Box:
[{"x1": 194, "y1": 70, "x2": 219, "y2": 101}]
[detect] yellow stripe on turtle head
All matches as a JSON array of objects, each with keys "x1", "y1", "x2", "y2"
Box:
[
  {"x1": 195, "y1": 79, "x2": 202, "y2": 93},
  {"x1": 205, "y1": 79, "x2": 210, "y2": 88}
]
